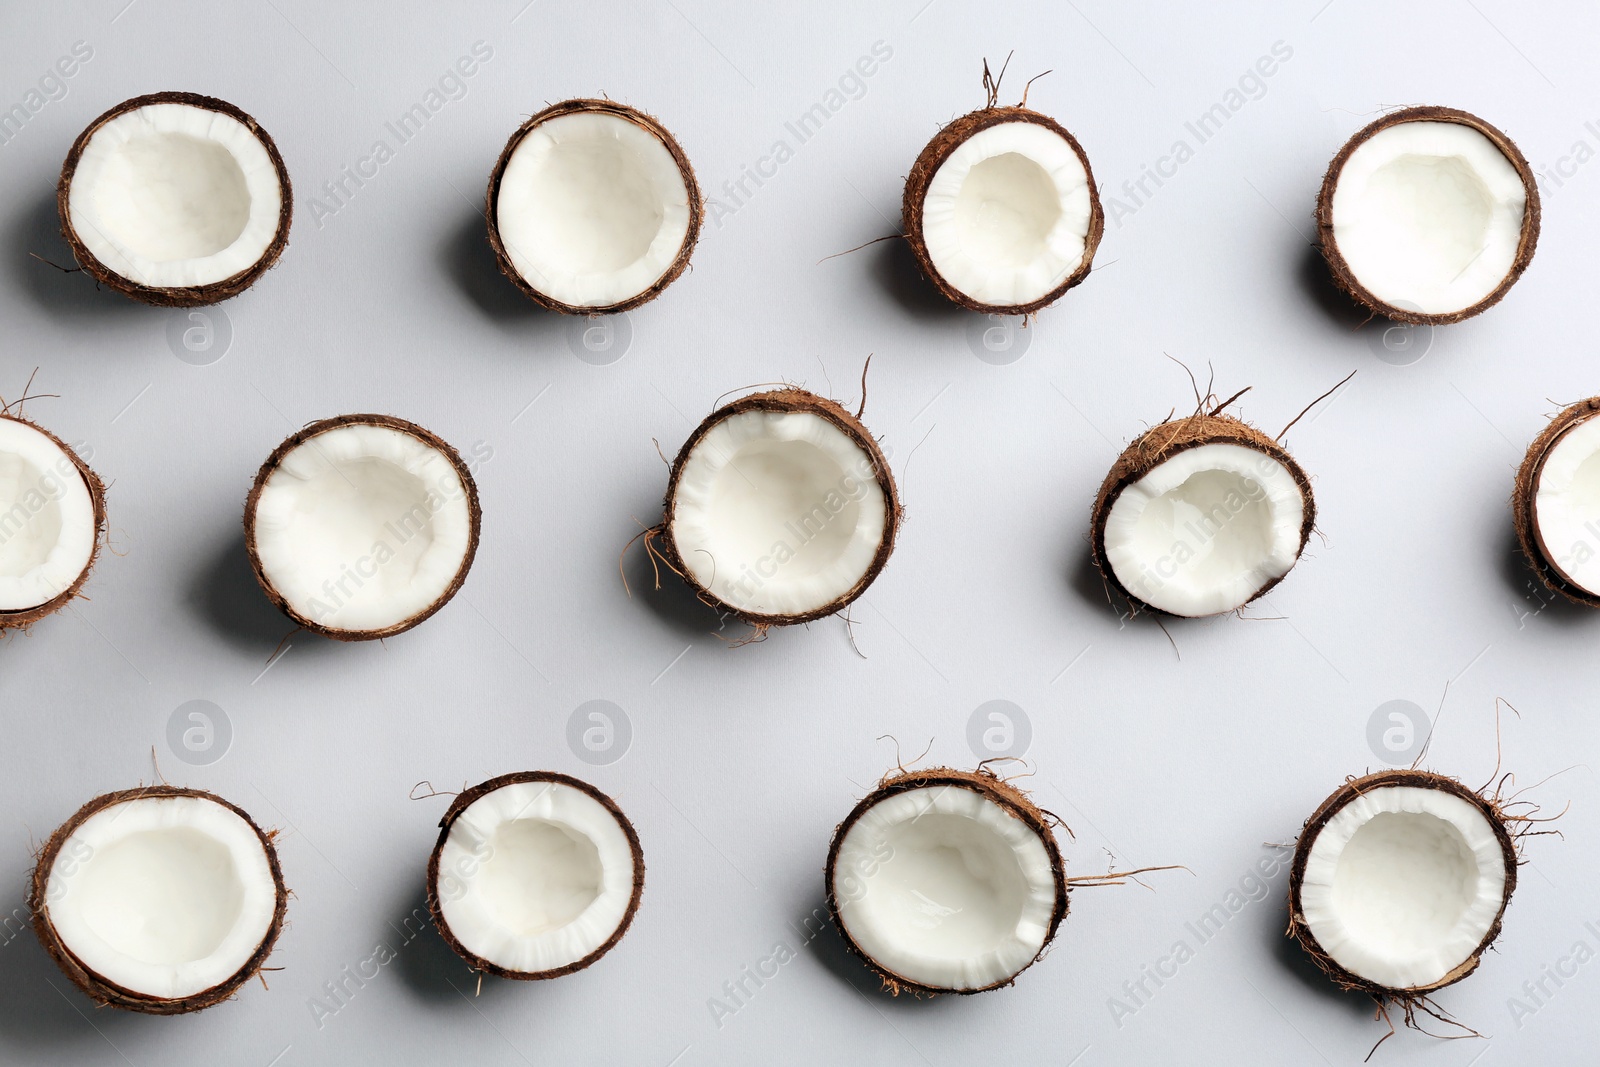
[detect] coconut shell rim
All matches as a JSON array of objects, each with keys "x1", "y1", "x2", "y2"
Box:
[{"x1": 1512, "y1": 397, "x2": 1600, "y2": 608}]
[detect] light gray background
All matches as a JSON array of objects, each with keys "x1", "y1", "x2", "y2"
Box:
[{"x1": 1, "y1": 1, "x2": 1596, "y2": 1064}]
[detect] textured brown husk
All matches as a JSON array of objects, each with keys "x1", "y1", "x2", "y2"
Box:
[
  {"x1": 824, "y1": 766, "x2": 1068, "y2": 996},
  {"x1": 1089, "y1": 413, "x2": 1316, "y2": 616},
  {"x1": 58, "y1": 91, "x2": 293, "y2": 307},
  {"x1": 1287, "y1": 769, "x2": 1518, "y2": 997},
  {"x1": 30, "y1": 786, "x2": 288, "y2": 1014},
  {"x1": 656, "y1": 387, "x2": 902, "y2": 627},
  {"x1": 1513, "y1": 398, "x2": 1600, "y2": 607},
  {"x1": 485, "y1": 98, "x2": 703, "y2": 314},
  {"x1": 426, "y1": 771, "x2": 645, "y2": 980},
  {"x1": 902, "y1": 104, "x2": 1104, "y2": 315},
  {"x1": 0, "y1": 413, "x2": 107, "y2": 632},
  {"x1": 242, "y1": 414, "x2": 482, "y2": 642},
  {"x1": 1315, "y1": 105, "x2": 1540, "y2": 325}
]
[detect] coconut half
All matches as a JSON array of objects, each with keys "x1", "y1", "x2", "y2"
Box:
[
  {"x1": 654, "y1": 388, "x2": 900, "y2": 628},
  {"x1": 1514, "y1": 398, "x2": 1600, "y2": 606},
  {"x1": 826, "y1": 767, "x2": 1067, "y2": 995},
  {"x1": 487, "y1": 99, "x2": 702, "y2": 314},
  {"x1": 903, "y1": 103, "x2": 1102, "y2": 315},
  {"x1": 60, "y1": 92, "x2": 292, "y2": 306},
  {"x1": 1317, "y1": 106, "x2": 1538, "y2": 325},
  {"x1": 427, "y1": 771, "x2": 644, "y2": 980},
  {"x1": 0, "y1": 413, "x2": 105, "y2": 632},
  {"x1": 244, "y1": 414, "x2": 481, "y2": 641},
  {"x1": 30, "y1": 786, "x2": 287, "y2": 1014},
  {"x1": 1288, "y1": 771, "x2": 1516, "y2": 995}
]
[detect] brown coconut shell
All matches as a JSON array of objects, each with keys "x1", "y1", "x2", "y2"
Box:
[
  {"x1": 1315, "y1": 106, "x2": 1539, "y2": 326},
  {"x1": 656, "y1": 387, "x2": 903, "y2": 628},
  {"x1": 902, "y1": 104, "x2": 1104, "y2": 316},
  {"x1": 0, "y1": 413, "x2": 107, "y2": 633},
  {"x1": 58, "y1": 91, "x2": 292, "y2": 307},
  {"x1": 242, "y1": 414, "x2": 482, "y2": 642},
  {"x1": 486, "y1": 99, "x2": 703, "y2": 315},
  {"x1": 1089, "y1": 413, "x2": 1316, "y2": 615},
  {"x1": 30, "y1": 785, "x2": 288, "y2": 1015},
  {"x1": 824, "y1": 766, "x2": 1068, "y2": 996},
  {"x1": 426, "y1": 771, "x2": 645, "y2": 980},
  {"x1": 1287, "y1": 769, "x2": 1518, "y2": 997},
  {"x1": 1513, "y1": 398, "x2": 1600, "y2": 608}
]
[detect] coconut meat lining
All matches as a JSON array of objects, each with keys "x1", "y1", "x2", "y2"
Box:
[
  {"x1": 435, "y1": 780, "x2": 637, "y2": 974},
  {"x1": 1102, "y1": 442, "x2": 1303, "y2": 616},
  {"x1": 833, "y1": 785, "x2": 1057, "y2": 990},
  {"x1": 1299, "y1": 785, "x2": 1506, "y2": 990},
  {"x1": 1330, "y1": 121, "x2": 1526, "y2": 316},
  {"x1": 921, "y1": 121, "x2": 1093, "y2": 307},
  {"x1": 0, "y1": 419, "x2": 96, "y2": 612},
  {"x1": 1532, "y1": 414, "x2": 1600, "y2": 595},
  {"x1": 67, "y1": 102, "x2": 283, "y2": 289},
  {"x1": 496, "y1": 110, "x2": 692, "y2": 308},
  {"x1": 251, "y1": 424, "x2": 472, "y2": 633},
  {"x1": 671, "y1": 410, "x2": 888, "y2": 617},
  {"x1": 43, "y1": 795, "x2": 277, "y2": 1000}
]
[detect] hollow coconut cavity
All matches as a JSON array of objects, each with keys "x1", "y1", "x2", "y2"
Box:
[
  {"x1": 1288, "y1": 770, "x2": 1516, "y2": 996},
  {"x1": 0, "y1": 413, "x2": 105, "y2": 632},
  {"x1": 825, "y1": 767, "x2": 1067, "y2": 995},
  {"x1": 244, "y1": 414, "x2": 481, "y2": 641},
  {"x1": 1317, "y1": 106, "x2": 1538, "y2": 325},
  {"x1": 903, "y1": 103, "x2": 1102, "y2": 315},
  {"x1": 488, "y1": 99, "x2": 702, "y2": 314},
  {"x1": 427, "y1": 772, "x2": 644, "y2": 980},
  {"x1": 655, "y1": 388, "x2": 901, "y2": 628},
  {"x1": 30, "y1": 786, "x2": 287, "y2": 1014},
  {"x1": 1090, "y1": 413, "x2": 1314, "y2": 617},
  {"x1": 60, "y1": 92, "x2": 292, "y2": 306},
  {"x1": 1514, "y1": 398, "x2": 1600, "y2": 607}
]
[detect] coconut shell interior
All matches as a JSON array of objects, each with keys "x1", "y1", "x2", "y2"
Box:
[
  {"x1": 1513, "y1": 397, "x2": 1600, "y2": 608},
  {"x1": 0, "y1": 413, "x2": 107, "y2": 633}
]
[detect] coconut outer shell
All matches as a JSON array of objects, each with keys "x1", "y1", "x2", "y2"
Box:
[
  {"x1": 824, "y1": 766, "x2": 1068, "y2": 996},
  {"x1": 1089, "y1": 412, "x2": 1315, "y2": 616},
  {"x1": 657, "y1": 387, "x2": 902, "y2": 627},
  {"x1": 425, "y1": 771, "x2": 646, "y2": 980},
  {"x1": 30, "y1": 785, "x2": 288, "y2": 1015},
  {"x1": 242, "y1": 413, "x2": 483, "y2": 642},
  {"x1": 1315, "y1": 105, "x2": 1539, "y2": 326},
  {"x1": 902, "y1": 104, "x2": 1104, "y2": 315},
  {"x1": 1513, "y1": 397, "x2": 1600, "y2": 608},
  {"x1": 1286, "y1": 769, "x2": 1518, "y2": 998},
  {"x1": 58, "y1": 91, "x2": 293, "y2": 307},
  {"x1": 0, "y1": 413, "x2": 107, "y2": 633},
  {"x1": 486, "y1": 98, "x2": 703, "y2": 315}
]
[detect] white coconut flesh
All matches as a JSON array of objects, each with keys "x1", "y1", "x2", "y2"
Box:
[
  {"x1": 496, "y1": 111, "x2": 692, "y2": 309},
  {"x1": 833, "y1": 785, "x2": 1058, "y2": 990},
  {"x1": 921, "y1": 121, "x2": 1093, "y2": 307},
  {"x1": 1103, "y1": 443, "x2": 1305, "y2": 616},
  {"x1": 1330, "y1": 121, "x2": 1526, "y2": 316},
  {"x1": 0, "y1": 420, "x2": 95, "y2": 612},
  {"x1": 1299, "y1": 785, "x2": 1507, "y2": 990},
  {"x1": 67, "y1": 102, "x2": 283, "y2": 289},
  {"x1": 251, "y1": 424, "x2": 471, "y2": 633},
  {"x1": 671, "y1": 410, "x2": 888, "y2": 617},
  {"x1": 435, "y1": 779, "x2": 638, "y2": 974},
  {"x1": 1531, "y1": 414, "x2": 1600, "y2": 595},
  {"x1": 43, "y1": 795, "x2": 278, "y2": 1000}
]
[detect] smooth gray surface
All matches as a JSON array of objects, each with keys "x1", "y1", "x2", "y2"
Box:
[{"x1": 2, "y1": 1, "x2": 1597, "y2": 1064}]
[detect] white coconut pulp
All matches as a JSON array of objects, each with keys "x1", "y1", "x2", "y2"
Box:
[
  {"x1": 496, "y1": 110, "x2": 693, "y2": 309},
  {"x1": 1298, "y1": 785, "x2": 1507, "y2": 990},
  {"x1": 66, "y1": 101, "x2": 284, "y2": 289},
  {"x1": 250, "y1": 423, "x2": 472, "y2": 633},
  {"x1": 832, "y1": 784, "x2": 1058, "y2": 990},
  {"x1": 1329, "y1": 121, "x2": 1526, "y2": 317},
  {"x1": 671, "y1": 409, "x2": 888, "y2": 617},
  {"x1": 0, "y1": 420, "x2": 95, "y2": 613},
  {"x1": 1102, "y1": 443, "x2": 1305, "y2": 616},
  {"x1": 1531, "y1": 414, "x2": 1600, "y2": 596},
  {"x1": 42, "y1": 794, "x2": 278, "y2": 1001},
  {"x1": 434, "y1": 779, "x2": 638, "y2": 974},
  {"x1": 920, "y1": 121, "x2": 1094, "y2": 307}
]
